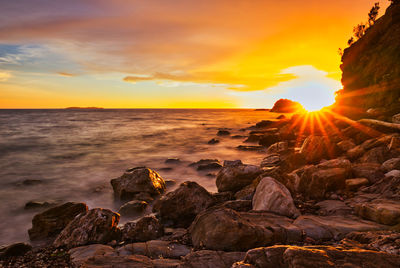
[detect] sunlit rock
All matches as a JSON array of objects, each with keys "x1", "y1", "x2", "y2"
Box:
[{"x1": 216, "y1": 162, "x2": 262, "y2": 193}]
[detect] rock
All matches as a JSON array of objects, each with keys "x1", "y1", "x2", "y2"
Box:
[
  {"x1": 345, "y1": 231, "x2": 400, "y2": 255},
  {"x1": 28, "y1": 202, "x2": 88, "y2": 241},
  {"x1": 207, "y1": 138, "x2": 219, "y2": 144},
  {"x1": 53, "y1": 208, "x2": 120, "y2": 248},
  {"x1": 260, "y1": 154, "x2": 281, "y2": 167},
  {"x1": 359, "y1": 119, "x2": 400, "y2": 134},
  {"x1": 236, "y1": 245, "x2": 400, "y2": 268},
  {"x1": 352, "y1": 163, "x2": 385, "y2": 183},
  {"x1": 219, "y1": 200, "x2": 252, "y2": 212},
  {"x1": 21, "y1": 179, "x2": 43, "y2": 186},
  {"x1": 277, "y1": 115, "x2": 286, "y2": 119},
  {"x1": 393, "y1": 114, "x2": 400, "y2": 124},
  {"x1": 212, "y1": 191, "x2": 234, "y2": 204},
  {"x1": 382, "y1": 158, "x2": 400, "y2": 172},
  {"x1": 237, "y1": 145, "x2": 265, "y2": 151},
  {"x1": 165, "y1": 158, "x2": 181, "y2": 164},
  {"x1": 223, "y1": 160, "x2": 243, "y2": 167},
  {"x1": 265, "y1": 141, "x2": 289, "y2": 155},
  {"x1": 389, "y1": 135, "x2": 400, "y2": 150},
  {"x1": 234, "y1": 183, "x2": 257, "y2": 200},
  {"x1": 153, "y1": 181, "x2": 214, "y2": 228},
  {"x1": 0, "y1": 243, "x2": 32, "y2": 258},
  {"x1": 354, "y1": 199, "x2": 400, "y2": 225},
  {"x1": 69, "y1": 244, "x2": 117, "y2": 267},
  {"x1": 300, "y1": 136, "x2": 336, "y2": 163},
  {"x1": 252, "y1": 177, "x2": 300, "y2": 218},
  {"x1": 255, "y1": 120, "x2": 275, "y2": 128},
  {"x1": 244, "y1": 133, "x2": 263, "y2": 143},
  {"x1": 24, "y1": 200, "x2": 58, "y2": 210},
  {"x1": 117, "y1": 240, "x2": 191, "y2": 259},
  {"x1": 346, "y1": 178, "x2": 369, "y2": 191},
  {"x1": 189, "y1": 159, "x2": 219, "y2": 168},
  {"x1": 118, "y1": 200, "x2": 147, "y2": 216},
  {"x1": 337, "y1": 139, "x2": 356, "y2": 152},
  {"x1": 217, "y1": 130, "x2": 230, "y2": 136},
  {"x1": 182, "y1": 250, "x2": 245, "y2": 268},
  {"x1": 110, "y1": 167, "x2": 165, "y2": 201},
  {"x1": 197, "y1": 162, "x2": 222, "y2": 170},
  {"x1": 359, "y1": 146, "x2": 390, "y2": 164},
  {"x1": 122, "y1": 215, "x2": 163, "y2": 242},
  {"x1": 315, "y1": 200, "x2": 352, "y2": 216},
  {"x1": 386, "y1": 170, "x2": 400, "y2": 177},
  {"x1": 189, "y1": 208, "x2": 274, "y2": 251},
  {"x1": 347, "y1": 145, "x2": 366, "y2": 160},
  {"x1": 216, "y1": 162, "x2": 262, "y2": 193},
  {"x1": 270, "y1": 99, "x2": 305, "y2": 113},
  {"x1": 358, "y1": 175, "x2": 400, "y2": 199},
  {"x1": 258, "y1": 133, "x2": 281, "y2": 147}
]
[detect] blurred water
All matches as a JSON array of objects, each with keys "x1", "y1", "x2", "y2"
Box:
[{"x1": 0, "y1": 109, "x2": 277, "y2": 245}]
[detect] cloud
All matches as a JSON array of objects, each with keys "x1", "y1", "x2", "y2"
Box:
[
  {"x1": 57, "y1": 72, "x2": 75, "y2": 77},
  {"x1": 0, "y1": 71, "x2": 11, "y2": 82}
]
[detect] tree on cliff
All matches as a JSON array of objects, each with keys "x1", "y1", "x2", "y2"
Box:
[{"x1": 368, "y1": 2, "x2": 380, "y2": 27}]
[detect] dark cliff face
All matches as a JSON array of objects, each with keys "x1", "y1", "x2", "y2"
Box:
[{"x1": 336, "y1": 3, "x2": 400, "y2": 117}]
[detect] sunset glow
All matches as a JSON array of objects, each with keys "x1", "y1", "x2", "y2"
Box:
[{"x1": 0, "y1": 0, "x2": 389, "y2": 108}]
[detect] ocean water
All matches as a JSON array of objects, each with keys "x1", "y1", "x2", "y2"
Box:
[{"x1": 0, "y1": 109, "x2": 278, "y2": 245}]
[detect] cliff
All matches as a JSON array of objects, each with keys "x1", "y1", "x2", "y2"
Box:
[{"x1": 336, "y1": 3, "x2": 400, "y2": 119}]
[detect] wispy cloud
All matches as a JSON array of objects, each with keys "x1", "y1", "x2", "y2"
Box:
[
  {"x1": 57, "y1": 72, "x2": 75, "y2": 77},
  {"x1": 0, "y1": 71, "x2": 11, "y2": 82}
]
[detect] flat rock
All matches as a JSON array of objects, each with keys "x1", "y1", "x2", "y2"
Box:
[
  {"x1": 28, "y1": 202, "x2": 88, "y2": 241},
  {"x1": 315, "y1": 200, "x2": 353, "y2": 216},
  {"x1": 181, "y1": 250, "x2": 245, "y2": 268},
  {"x1": 352, "y1": 163, "x2": 385, "y2": 183},
  {"x1": 117, "y1": 240, "x2": 191, "y2": 259},
  {"x1": 234, "y1": 245, "x2": 400, "y2": 268},
  {"x1": 252, "y1": 177, "x2": 300, "y2": 218},
  {"x1": 153, "y1": 181, "x2": 214, "y2": 228},
  {"x1": 346, "y1": 178, "x2": 369, "y2": 191},
  {"x1": 53, "y1": 208, "x2": 120, "y2": 248}
]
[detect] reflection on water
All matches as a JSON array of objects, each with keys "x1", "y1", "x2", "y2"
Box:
[{"x1": 0, "y1": 109, "x2": 277, "y2": 245}]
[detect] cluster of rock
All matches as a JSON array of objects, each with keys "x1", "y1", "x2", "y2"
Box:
[{"x1": 3, "y1": 105, "x2": 400, "y2": 267}]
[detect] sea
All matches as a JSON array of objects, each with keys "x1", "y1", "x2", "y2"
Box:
[{"x1": 0, "y1": 109, "x2": 279, "y2": 245}]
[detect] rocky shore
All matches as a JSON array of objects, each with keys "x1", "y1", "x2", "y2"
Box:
[{"x1": 2, "y1": 107, "x2": 400, "y2": 267}]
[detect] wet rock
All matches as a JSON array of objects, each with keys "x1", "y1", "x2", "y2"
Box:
[
  {"x1": 24, "y1": 200, "x2": 58, "y2": 210},
  {"x1": 354, "y1": 199, "x2": 400, "y2": 225},
  {"x1": 207, "y1": 138, "x2": 219, "y2": 144},
  {"x1": 352, "y1": 163, "x2": 385, "y2": 183},
  {"x1": 216, "y1": 162, "x2": 262, "y2": 193},
  {"x1": 217, "y1": 130, "x2": 230, "y2": 136},
  {"x1": 153, "y1": 181, "x2": 214, "y2": 228},
  {"x1": 165, "y1": 158, "x2": 181, "y2": 164},
  {"x1": 255, "y1": 120, "x2": 275, "y2": 128},
  {"x1": 0, "y1": 243, "x2": 32, "y2": 258},
  {"x1": 197, "y1": 161, "x2": 222, "y2": 170},
  {"x1": 234, "y1": 183, "x2": 257, "y2": 200},
  {"x1": 212, "y1": 191, "x2": 234, "y2": 204},
  {"x1": 117, "y1": 240, "x2": 191, "y2": 259},
  {"x1": 71, "y1": 251, "x2": 155, "y2": 267},
  {"x1": 244, "y1": 133, "x2": 263, "y2": 143},
  {"x1": 300, "y1": 136, "x2": 336, "y2": 163},
  {"x1": 235, "y1": 245, "x2": 400, "y2": 268},
  {"x1": 237, "y1": 145, "x2": 265, "y2": 151},
  {"x1": 122, "y1": 215, "x2": 164, "y2": 242},
  {"x1": 189, "y1": 159, "x2": 219, "y2": 168},
  {"x1": 53, "y1": 208, "x2": 120, "y2": 248},
  {"x1": 315, "y1": 200, "x2": 352, "y2": 216},
  {"x1": 189, "y1": 208, "x2": 274, "y2": 251},
  {"x1": 337, "y1": 139, "x2": 356, "y2": 152},
  {"x1": 346, "y1": 178, "x2": 369, "y2": 191},
  {"x1": 69, "y1": 244, "x2": 117, "y2": 267},
  {"x1": 182, "y1": 250, "x2": 245, "y2": 268},
  {"x1": 252, "y1": 177, "x2": 300, "y2": 218},
  {"x1": 118, "y1": 200, "x2": 148, "y2": 216},
  {"x1": 382, "y1": 158, "x2": 400, "y2": 172},
  {"x1": 28, "y1": 202, "x2": 88, "y2": 241},
  {"x1": 21, "y1": 179, "x2": 43, "y2": 186},
  {"x1": 110, "y1": 167, "x2": 165, "y2": 201}
]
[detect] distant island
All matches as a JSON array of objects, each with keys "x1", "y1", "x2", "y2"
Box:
[{"x1": 65, "y1": 107, "x2": 104, "y2": 110}]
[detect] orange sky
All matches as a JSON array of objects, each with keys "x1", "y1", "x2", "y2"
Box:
[{"x1": 0, "y1": 0, "x2": 390, "y2": 109}]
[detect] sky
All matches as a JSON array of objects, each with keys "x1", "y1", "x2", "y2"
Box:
[{"x1": 0, "y1": 0, "x2": 390, "y2": 109}]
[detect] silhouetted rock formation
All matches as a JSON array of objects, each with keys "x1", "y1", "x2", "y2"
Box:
[
  {"x1": 270, "y1": 99, "x2": 305, "y2": 113},
  {"x1": 337, "y1": 3, "x2": 400, "y2": 119}
]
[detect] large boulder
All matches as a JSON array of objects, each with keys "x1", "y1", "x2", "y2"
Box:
[
  {"x1": 234, "y1": 245, "x2": 400, "y2": 268},
  {"x1": 216, "y1": 161, "x2": 262, "y2": 193},
  {"x1": 53, "y1": 208, "x2": 120, "y2": 248},
  {"x1": 299, "y1": 136, "x2": 336, "y2": 163},
  {"x1": 252, "y1": 177, "x2": 300, "y2": 218},
  {"x1": 189, "y1": 208, "x2": 274, "y2": 251},
  {"x1": 28, "y1": 202, "x2": 88, "y2": 241},
  {"x1": 122, "y1": 215, "x2": 164, "y2": 242},
  {"x1": 153, "y1": 181, "x2": 214, "y2": 228},
  {"x1": 110, "y1": 167, "x2": 165, "y2": 201}
]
